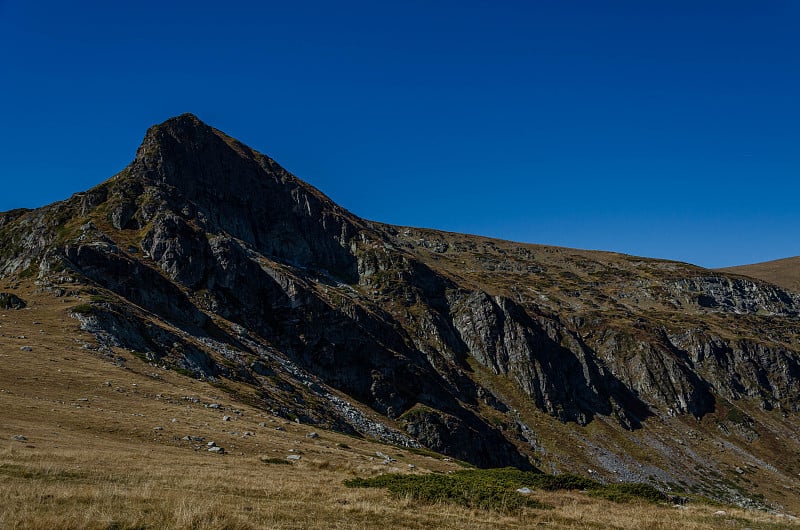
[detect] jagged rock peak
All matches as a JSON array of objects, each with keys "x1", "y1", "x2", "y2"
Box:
[
  {"x1": 125, "y1": 114, "x2": 362, "y2": 280},
  {"x1": 132, "y1": 113, "x2": 271, "y2": 188}
]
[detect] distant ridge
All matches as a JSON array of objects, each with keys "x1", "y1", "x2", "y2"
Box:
[{"x1": 718, "y1": 256, "x2": 800, "y2": 294}]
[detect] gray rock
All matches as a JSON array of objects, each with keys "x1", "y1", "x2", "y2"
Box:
[
  {"x1": 11, "y1": 435, "x2": 27, "y2": 441},
  {"x1": 19, "y1": 346, "x2": 32, "y2": 352},
  {"x1": 286, "y1": 455, "x2": 301, "y2": 461},
  {"x1": 306, "y1": 432, "x2": 319, "y2": 439},
  {"x1": 0, "y1": 293, "x2": 26, "y2": 310},
  {"x1": 208, "y1": 446, "x2": 225, "y2": 454}
]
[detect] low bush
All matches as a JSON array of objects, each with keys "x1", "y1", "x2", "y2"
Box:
[{"x1": 345, "y1": 467, "x2": 666, "y2": 513}]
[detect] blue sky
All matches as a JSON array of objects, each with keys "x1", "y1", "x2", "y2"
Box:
[{"x1": 1, "y1": 1, "x2": 797, "y2": 268}]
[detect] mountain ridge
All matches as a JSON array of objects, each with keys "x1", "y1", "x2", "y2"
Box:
[
  {"x1": 2, "y1": 114, "x2": 800, "y2": 510},
  {"x1": 718, "y1": 256, "x2": 800, "y2": 294}
]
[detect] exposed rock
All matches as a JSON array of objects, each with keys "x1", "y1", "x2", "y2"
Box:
[{"x1": 0, "y1": 293, "x2": 26, "y2": 310}]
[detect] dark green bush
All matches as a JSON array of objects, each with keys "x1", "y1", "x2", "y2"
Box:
[
  {"x1": 345, "y1": 468, "x2": 666, "y2": 513},
  {"x1": 345, "y1": 472, "x2": 549, "y2": 513}
]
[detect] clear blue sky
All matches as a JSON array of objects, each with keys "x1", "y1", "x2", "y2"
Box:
[{"x1": 1, "y1": 1, "x2": 797, "y2": 268}]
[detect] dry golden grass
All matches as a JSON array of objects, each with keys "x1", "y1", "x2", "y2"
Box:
[{"x1": 0, "y1": 285, "x2": 797, "y2": 529}]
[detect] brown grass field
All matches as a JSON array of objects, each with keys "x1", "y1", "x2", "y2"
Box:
[{"x1": 1, "y1": 284, "x2": 797, "y2": 529}]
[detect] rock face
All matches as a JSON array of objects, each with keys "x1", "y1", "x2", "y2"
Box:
[{"x1": 3, "y1": 114, "x2": 800, "y2": 504}]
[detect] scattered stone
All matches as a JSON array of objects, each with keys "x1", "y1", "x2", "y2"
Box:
[
  {"x1": 376, "y1": 451, "x2": 395, "y2": 462},
  {"x1": 275, "y1": 426, "x2": 285, "y2": 431},
  {"x1": 258, "y1": 422, "x2": 267, "y2": 427},
  {"x1": 11, "y1": 435, "x2": 27, "y2": 441},
  {"x1": 77, "y1": 398, "x2": 89, "y2": 402},
  {"x1": 153, "y1": 426, "x2": 164, "y2": 431},
  {"x1": 242, "y1": 431, "x2": 254, "y2": 437},
  {"x1": 286, "y1": 455, "x2": 302, "y2": 461},
  {"x1": 207, "y1": 441, "x2": 217, "y2": 447},
  {"x1": 735, "y1": 466, "x2": 744, "y2": 474},
  {"x1": 181, "y1": 436, "x2": 191, "y2": 441},
  {"x1": 516, "y1": 487, "x2": 533, "y2": 494},
  {"x1": 408, "y1": 464, "x2": 416, "y2": 469},
  {"x1": 222, "y1": 415, "x2": 232, "y2": 421},
  {"x1": 171, "y1": 418, "x2": 177, "y2": 423},
  {"x1": 19, "y1": 346, "x2": 32, "y2": 352},
  {"x1": 207, "y1": 403, "x2": 221, "y2": 409},
  {"x1": 714, "y1": 510, "x2": 727, "y2": 516},
  {"x1": 208, "y1": 446, "x2": 225, "y2": 454},
  {"x1": 306, "y1": 432, "x2": 319, "y2": 439},
  {"x1": 669, "y1": 495, "x2": 688, "y2": 505}
]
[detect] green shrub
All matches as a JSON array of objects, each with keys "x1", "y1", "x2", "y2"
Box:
[
  {"x1": 345, "y1": 468, "x2": 666, "y2": 513},
  {"x1": 70, "y1": 303, "x2": 94, "y2": 315},
  {"x1": 345, "y1": 472, "x2": 549, "y2": 513}
]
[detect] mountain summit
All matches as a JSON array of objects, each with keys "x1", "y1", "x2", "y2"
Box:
[{"x1": 2, "y1": 114, "x2": 800, "y2": 508}]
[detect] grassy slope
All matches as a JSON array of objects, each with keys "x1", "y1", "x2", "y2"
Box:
[
  {"x1": 718, "y1": 257, "x2": 800, "y2": 294},
  {"x1": 0, "y1": 285, "x2": 797, "y2": 529}
]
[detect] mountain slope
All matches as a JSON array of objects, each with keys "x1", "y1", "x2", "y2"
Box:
[
  {"x1": 2, "y1": 114, "x2": 800, "y2": 511},
  {"x1": 718, "y1": 257, "x2": 800, "y2": 294}
]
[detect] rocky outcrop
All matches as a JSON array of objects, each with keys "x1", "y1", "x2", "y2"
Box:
[
  {"x1": 0, "y1": 292, "x2": 26, "y2": 309},
  {"x1": 667, "y1": 276, "x2": 800, "y2": 316}
]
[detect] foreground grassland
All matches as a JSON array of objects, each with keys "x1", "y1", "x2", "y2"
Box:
[{"x1": 0, "y1": 286, "x2": 797, "y2": 529}]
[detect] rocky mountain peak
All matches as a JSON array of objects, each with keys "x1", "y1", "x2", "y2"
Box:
[
  {"x1": 133, "y1": 113, "x2": 257, "y2": 189},
  {"x1": 120, "y1": 114, "x2": 363, "y2": 281}
]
